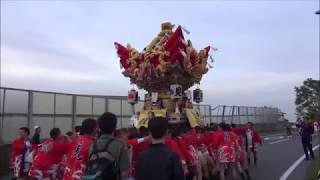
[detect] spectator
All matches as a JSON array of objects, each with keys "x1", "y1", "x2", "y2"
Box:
[
  {"x1": 32, "y1": 125, "x2": 41, "y2": 145},
  {"x1": 300, "y1": 118, "x2": 315, "y2": 160},
  {"x1": 29, "y1": 128, "x2": 69, "y2": 179},
  {"x1": 11, "y1": 127, "x2": 33, "y2": 179},
  {"x1": 285, "y1": 121, "x2": 292, "y2": 137},
  {"x1": 135, "y1": 117, "x2": 184, "y2": 180},
  {"x1": 86, "y1": 112, "x2": 130, "y2": 180},
  {"x1": 63, "y1": 118, "x2": 98, "y2": 180}
]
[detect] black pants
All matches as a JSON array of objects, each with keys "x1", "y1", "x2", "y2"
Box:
[{"x1": 302, "y1": 138, "x2": 314, "y2": 159}]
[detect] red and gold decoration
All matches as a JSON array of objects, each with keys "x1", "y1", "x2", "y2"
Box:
[{"x1": 116, "y1": 22, "x2": 215, "y2": 127}]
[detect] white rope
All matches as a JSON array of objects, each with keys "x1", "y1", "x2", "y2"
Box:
[
  {"x1": 180, "y1": 49, "x2": 187, "y2": 57},
  {"x1": 182, "y1": 26, "x2": 190, "y2": 34}
]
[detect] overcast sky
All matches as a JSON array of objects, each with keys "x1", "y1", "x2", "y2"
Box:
[{"x1": 1, "y1": 1, "x2": 319, "y2": 121}]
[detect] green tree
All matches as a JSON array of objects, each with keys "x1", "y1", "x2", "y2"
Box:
[{"x1": 295, "y1": 78, "x2": 320, "y2": 120}]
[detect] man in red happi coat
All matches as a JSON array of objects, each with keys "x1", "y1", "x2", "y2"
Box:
[
  {"x1": 29, "y1": 128, "x2": 69, "y2": 179},
  {"x1": 229, "y1": 122, "x2": 262, "y2": 165},
  {"x1": 244, "y1": 122, "x2": 262, "y2": 165},
  {"x1": 11, "y1": 127, "x2": 35, "y2": 178},
  {"x1": 63, "y1": 119, "x2": 98, "y2": 180},
  {"x1": 127, "y1": 134, "x2": 151, "y2": 177},
  {"x1": 211, "y1": 123, "x2": 241, "y2": 180}
]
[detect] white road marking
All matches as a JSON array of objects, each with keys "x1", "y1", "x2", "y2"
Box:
[
  {"x1": 269, "y1": 138, "x2": 289, "y2": 145},
  {"x1": 279, "y1": 144, "x2": 320, "y2": 180},
  {"x1": 265, "y1": 136, "x2": 285, "y2": 141},
  {"x1": 262, "y1": 133, "x2": 284, "y2": 138}
]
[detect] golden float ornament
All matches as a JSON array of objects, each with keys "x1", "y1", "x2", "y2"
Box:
[{"x1": 115, "y1": 22, "x2": 215, "y2": 127}]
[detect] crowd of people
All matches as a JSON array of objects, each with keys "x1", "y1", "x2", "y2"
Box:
[{"x1": 11, "y1": 112, "x2": 263, "y2": 180}]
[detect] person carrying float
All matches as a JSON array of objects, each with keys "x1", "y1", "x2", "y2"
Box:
[
  {"x1": 63, "y1": 119, "x2": 98, "y2": 180},
  {"x1": 244, "y1": 122, "x2": 262, "y2": 165},
  {"x1": 11, "y1": 127, "x2": 35, "y2": 179},
  {"x1": 231, "y1": 124, "x2": 252, "y2": 180},
  {"x1": 211, "y1": 123, "x2": 241, "y2": 180},
  {"x1": 29, "y1": 128, "x2": 69, "y2": 179}
]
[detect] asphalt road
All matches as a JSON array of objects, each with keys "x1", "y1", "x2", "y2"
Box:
[{"x1": 250, "y1": 131, "x2": 320, "y2": 180}]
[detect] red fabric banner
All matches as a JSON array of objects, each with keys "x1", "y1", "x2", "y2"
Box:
[{"x1": 114, "y1": 42, "x2": 130, "y2": 69}]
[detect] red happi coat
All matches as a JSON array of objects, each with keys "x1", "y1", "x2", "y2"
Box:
[
  {"x1": 208, "y1": 131, "x2": 219, "y2": 160},
  {"x1": 165, "y1": 136, "x2": 186, "y2": 162},
  {"x1": 11, "y1": 137, "x2": 25, "y2": 168},
  {"x1": 245, "y1": 128, "x2": 262, "y2": 152},
  {"x1": 127, "y1": 137, "x2": 187, "y2": 162},
  {"x1": 183, "y1": 129, "x2": 199, "y2": 147},
  {"x1": 200, "y1": 132, "x2": 214, "y2": 156},
  {"x1": 127, "y1": 138, "x2": 151, "y2": 176},
  {"x1": 174, "y1": 136, "x2": 194, "y2": 163},
  {"x1": 29, "y1": 139, "x2": 69, "y2": 179},
  {"x1": 231, "y1": 127, "x2": 262, "y2": 152},
  {"x1": 127, "y1": 136, "x2": 187, "y2": 176},
  {"x1": 185, "y1": 130, "x2": 208, "y2": 152},
  {"x1": 212, "y1": 131, "x2": 240, "y2": 163},
  {"x1": 63, "y1": 135, "x2": 93, "y2": 180},
  {"x1": 249, "y1": 128, "x2": 262, "y2": 144},
  {"x1": 183, "y1": 130, "x2": 201, "y2": 162},
  {"x1": 231, "y1": 128, "x2": 246, "y2": 162},
  {"x1": 11, "y1": 137, "x2": 34, "y2": 177}
]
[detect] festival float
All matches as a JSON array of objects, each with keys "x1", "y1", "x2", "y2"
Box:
[{"x1": 115, "y1": 22, "x2": 216, "y2": 128}]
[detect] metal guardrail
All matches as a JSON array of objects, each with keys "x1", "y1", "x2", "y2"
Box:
[{"x1": 0, "y1": 87, "x2": 283, "y2": 144}]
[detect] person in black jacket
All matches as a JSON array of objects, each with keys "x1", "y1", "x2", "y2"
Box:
[
  {"x1": 300, "y1": 119, "x2": 315, "y2": 160},
  {"x1": 32, "y1": 125, "x2": 41, "y2": 144},
  {"x1": 135, "y1": 117, "x2": 184, "y2": 180}
]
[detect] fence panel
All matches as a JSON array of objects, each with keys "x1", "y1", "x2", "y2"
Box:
[
  {"x1": 121, "y1": 100, "x2": 133, "y2": 116},
  {"x1": 4, "y1": 90, "x2": 28, "y2": 114},
  {"x1": 56, "y1": 94, "x2": 73, "y2": 114},
  {"x1": 0, "y1": 89, "x2": 4, "y2": 114},
  {"x1": 93, "y1": 97, "x2": 106, "y2": 116},
  {"x1": 0, "y1": 87, "x2": 284, "y2": 144},
  {"x1": 76, "y1": 96, "x2": 92, "y2": 115},
  {"x1": 33, "y1": 92, "x2": 54, "y2": 114},
  {"x1": 55, "y1": 117, "x2": 73, "y2": 134},
  {"x1": 108, "y1": 99, "x2": 121, "y2": 116},
  {"x1": 3, "y1": 116, "x2": 28, "y2": 142}
]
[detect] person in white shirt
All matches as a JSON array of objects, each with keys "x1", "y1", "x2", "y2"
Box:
[{"x1": 245, "y1": 122, "x2": 262, "y2": 165}]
